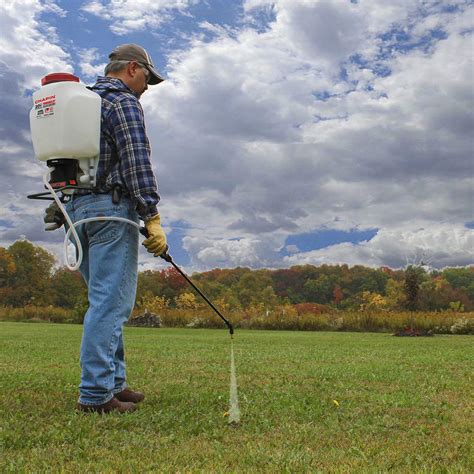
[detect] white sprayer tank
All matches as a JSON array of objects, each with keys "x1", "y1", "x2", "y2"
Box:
[{"x1": 30, "y1": 73, "x2": 101, "y2": 188}]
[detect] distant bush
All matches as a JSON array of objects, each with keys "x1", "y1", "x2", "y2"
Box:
[
  {"x1": 293, "y1": 303, "x2": 332, "y2": 315},
  {"x1": 1, "y1": 305, "x2": 473, "y2": 334},
  {"x1": 128, "y1": 310, "x2": 162, "y2": 328},
  {"x1": 0, "y1": 305, "x2": 73, "y2": 323},
  {"x1": 450, "y1": 317, "x2": 474, "y2": 335}
]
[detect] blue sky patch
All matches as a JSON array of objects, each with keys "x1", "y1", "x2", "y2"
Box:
[
  {"x1": 165, "y1": 220, "x2": 191, "y2": 266},
  {"x1": 281, "y1": 228, "x2": 378, "y2": 256},
  {"x1": 40, "y1": 0, "x2": 247, "y2": 80},
  {"x1": 0, "y1": 219, "x2": 14, "y2": 229},
  {"x1": 191, "y1": 0, "x2": 244, "y2": 31},
  {"x1": 313, "y1": 91, "x2": 333, "y2": 101}
]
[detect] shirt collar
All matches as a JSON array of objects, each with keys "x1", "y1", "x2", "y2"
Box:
[{"x1": 94, "y1": 76, "x2": 140, "y2": 98}]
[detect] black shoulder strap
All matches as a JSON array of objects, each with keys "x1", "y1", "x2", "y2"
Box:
[{"x1": 86, "y1": 85, "x2": 122, "y2": 190}]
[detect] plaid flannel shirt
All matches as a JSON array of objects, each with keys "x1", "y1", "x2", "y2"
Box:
[{"x1": 90, "y1": 76, "x2": 159, "y2": 220}]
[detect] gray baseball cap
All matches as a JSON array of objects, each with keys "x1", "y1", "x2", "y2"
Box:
[{"x1": 109, "y1": 44, "x2": 164, "y2": 85}]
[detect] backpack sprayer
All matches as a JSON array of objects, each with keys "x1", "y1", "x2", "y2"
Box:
[{"x1": 27, "y1": 73, "x2": 141, "y2": 272}]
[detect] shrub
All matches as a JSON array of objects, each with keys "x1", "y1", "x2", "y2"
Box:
[
  {"x1": 1, "y1": 304, "x2": 473, "y2": 335},
  {"x1": 450, "y1": 317, "x2": 474, "y2": 335},
  {"x1": 0, "y1": 305, "x2": 72, "y2": 323}
]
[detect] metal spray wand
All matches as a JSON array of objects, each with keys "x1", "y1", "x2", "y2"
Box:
[{"x1": 140, "y1": 228, "x2": 234, "y2": 336}]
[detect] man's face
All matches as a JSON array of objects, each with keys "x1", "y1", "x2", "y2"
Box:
[{"x1": 128, "y1": 62, "x2": 150, "y2": 98}]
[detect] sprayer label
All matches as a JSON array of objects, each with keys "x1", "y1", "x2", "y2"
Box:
[
  {"x1": 35, "y1": 95, "x2": 56, "y2": 118},
  {"x1": 35, "y1": 95, "x2": 56, "y2": 105}
]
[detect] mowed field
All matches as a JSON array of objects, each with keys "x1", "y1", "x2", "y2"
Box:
[{"x1": 1, "y1": 322, "x2": 473, "y2": 472}]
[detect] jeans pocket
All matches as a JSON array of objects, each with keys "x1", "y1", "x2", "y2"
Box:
[
  {"x1": 84, "y1": 207, "x2": 120, "y2": 244},
  {"x1": 81, "y1": 196, "x2": 138, "y2": 244},
  {"x1": 86, "y1": 220, "x2": 119, "y2": 244}
]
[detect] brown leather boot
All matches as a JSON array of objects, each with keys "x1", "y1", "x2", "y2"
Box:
[
  {"x1": 76, "y1": 396, "x2": 137, "y2": 414},
  {"x1": 115, "y1": 388, "x2": 145, "y2": 403}
]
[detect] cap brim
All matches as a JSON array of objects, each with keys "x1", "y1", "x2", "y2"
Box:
[{"x1": 147, "y1": 66, "x2": 164, "y2": 85}]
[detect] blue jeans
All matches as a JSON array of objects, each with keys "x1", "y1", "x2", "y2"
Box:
[{"x1": 65, "y1": 194, "x2": 139, "y2": 405}]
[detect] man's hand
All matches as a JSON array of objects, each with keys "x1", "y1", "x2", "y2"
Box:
[
  {"x1": 44, "y1": 202, "x2": 65, "y2": 231},
  {"x1": 143, "y1": 213, "x2": 167, "y2": 256}
]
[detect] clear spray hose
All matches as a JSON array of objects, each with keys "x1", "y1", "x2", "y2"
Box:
[{"x1": 43, "y1": 169, "x2": 140, "y2": 271}]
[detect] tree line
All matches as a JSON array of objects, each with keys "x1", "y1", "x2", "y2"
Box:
[{"x1": 1, "y1": 240, "x2": 473, "y2": 313}]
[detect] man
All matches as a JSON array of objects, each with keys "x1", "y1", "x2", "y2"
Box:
[{"x1": 46, "y1": 44, "x2": 167, "y2": 413}]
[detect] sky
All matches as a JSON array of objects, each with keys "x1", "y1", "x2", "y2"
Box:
[{"x1": 0, "y1": 0, "x2": 473, "y2": 272}]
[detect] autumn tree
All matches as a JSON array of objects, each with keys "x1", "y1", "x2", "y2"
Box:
[
  {"x1": 303, "y1": 275, "x2": 334, "y2": 304},
  {"x1": 235, "y1": 271, "x2": 275, "y2": 308},
  {"x1": 175, "y1": 292, "x2": 199, "y2": 310},
  {"x1": 418, "y1": 276, "x2": 471, "y2": 311},
  {"x1": 0, "y1": 247, "x2": 16, "y2": 303},
  {"x1": 136, "y1": 267, "x2": 187, "y2": 305},
  {"x1": 442, "y1": 267, "x2": 474, "y2": 301},
  {"x1": 404, "y1": 265, "x2": 426, "y2": 311},
  {"x1": 259, "y1": 285, "x2": 280, "y2": 311},
  {"x1": 138, "y1": 295, "x2": 169, "y2": 313},
  {"x1": 359, "y1": 291, "x2": 389, "y2": 311},
  {"x1": 6, "y1": 240, "x2": 56, "y2": 306},
  {"x1": 51, "y1": 268, "x2": 87, "y2": 308},
  {"x1": 385, "y1": 278, "x2": 405, "y2": 310},
  {"x1": 332, "y1": 284, "x2": 344, "y2": 305}
]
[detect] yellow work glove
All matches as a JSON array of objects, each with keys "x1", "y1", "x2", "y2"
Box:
[{"x1": 143, "y1": 213, "x2": 168, "y2": 256}]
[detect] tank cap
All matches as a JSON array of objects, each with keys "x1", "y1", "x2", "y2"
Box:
[{"x1": 41, "y1": 73, "x2": 80, "y2": 86}]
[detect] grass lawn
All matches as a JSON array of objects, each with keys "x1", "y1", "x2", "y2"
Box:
[{"x1": 0, "y1": 322, "x2": 473, "y2": 472}]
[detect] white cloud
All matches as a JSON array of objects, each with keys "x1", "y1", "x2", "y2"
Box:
[
  {"x1": 178, "y1": 223, "x2": 474, "y2": 272},
  {"x1": 183, "y1": 234, "x2": 284, "y2": 269},
  {"x1": 283, "y1": 225, "x2": 474, "y2": 269},
  {"x1": 77, "y1": 48, "x2": 107, "y2": 79},
  {"x1": 0, "y1": 0, "x2": 72, "y2": 89},
  {"x1": 139, "y1": 0, "x2": 473, "y2": 269},
  {"x1": 43, "y1": 0, "x2": 67, "y2": 18},
  {"x1": 0, "y1": 0, "x2": 75, "y2": 261},
  {"x1": 82, "y1": 0, "x2": 200, "y2": 35},
  {"x1": 271, "y1": 0, "x2": 367, "y2": 66}
]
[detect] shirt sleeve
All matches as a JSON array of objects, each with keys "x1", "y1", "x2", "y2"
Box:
[{"x1": 108, "y1": 95, "x2": 160, "y2": 219}]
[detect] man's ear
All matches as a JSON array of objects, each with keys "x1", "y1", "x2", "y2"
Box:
[{"x1": 127, "y1": 61, "x2": 138, "y2": 78}]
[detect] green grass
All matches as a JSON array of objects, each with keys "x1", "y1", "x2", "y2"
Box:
[{"x1": 1, "y1": 322, "x2": 473, "y2": 472}]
